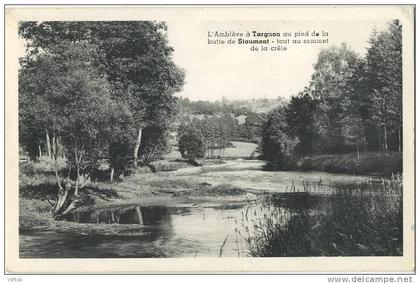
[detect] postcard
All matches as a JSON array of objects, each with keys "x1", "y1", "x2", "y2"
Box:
[{"x1": 4, "y1": 5, "x2": 415, "y2": 273}]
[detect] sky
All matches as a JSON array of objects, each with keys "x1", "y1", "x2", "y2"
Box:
[{"x1": 167, "y1": 20, "x2": 390, "y2": 102}]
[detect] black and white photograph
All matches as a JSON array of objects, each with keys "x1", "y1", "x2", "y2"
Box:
[{"x1": 4, "y1": 5, "x2": 415, "y2": 273}]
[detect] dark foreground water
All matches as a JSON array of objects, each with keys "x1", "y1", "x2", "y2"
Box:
[{"x1": 20, "y1": 201, "x2": 275, "y2": 258}]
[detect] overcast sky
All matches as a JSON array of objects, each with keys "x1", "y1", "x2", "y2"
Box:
[{"x1": 167, "y1": 20, "x2": 390, "y2": 101}]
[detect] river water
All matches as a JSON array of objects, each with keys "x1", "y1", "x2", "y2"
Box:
[
  {"x1": 20, "y1": 202, "x2": 268, "y2": 258},
  {"x1": 20, "y1": 164, "x2": 372, "y2": 258}
]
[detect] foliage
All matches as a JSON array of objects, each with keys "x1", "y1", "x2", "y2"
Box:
[
  {"x1": 19, "y1": 21, "x2": 185, "y2": 169},
  {"x1": 183, "y1": 116, "x2": 234, "y2": 158},
  {"x1": 240, "y1": 112, "x2": 266, "y2": 142},
  {"x1": 367, "y1": 20, "x2": 402, "y2": 152},
  {"x1": 178, "y1": 127, "x2": 206, "y2": 161},
  {"x1": 309, "y1": 43, "x2": 360, "y2": 153},
  {"x1": 285, "y1": 92, "x2": 318, "y2": 155},
  {"x1": 260, "y1": 106, "x2": 298, "y2": 167},
  {"x1": 263, "y1": 21, "x2": 402, "y2": 163},
  {"x1": 139, "y1": 125, "x2": 172, "y2": 165},
  {"x1": 340, "y1": 114, "x2": 367, "y2": 157}
]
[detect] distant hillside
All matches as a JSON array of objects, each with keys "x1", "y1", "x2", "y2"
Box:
[
  {"x1": 177, "y1": 97, "x2": 287, "y2": 116},
  {"x1": 223, "y1": 97, "x2": 287, "y2": 113}
]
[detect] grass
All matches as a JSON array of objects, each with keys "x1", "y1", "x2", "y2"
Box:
[{"x1": 241, "y1": 175, "x2": 402, "y2": 256}]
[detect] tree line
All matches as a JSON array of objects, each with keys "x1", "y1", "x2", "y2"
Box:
[
  {"x1": 176, "y1": 110, "x2": 266, "y2": 161},
  {"x1": 260, "y1": 21, "x2": 402, "y2": 165},
  {"x1": 19, "y1": 22, "x2": 185, "y2": 216}
]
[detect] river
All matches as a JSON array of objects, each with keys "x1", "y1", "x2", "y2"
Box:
[{"x1": 20, "y1": 161, "x2": 373, "y2": 258}]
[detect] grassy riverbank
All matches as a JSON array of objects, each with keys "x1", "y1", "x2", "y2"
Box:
[
  {"x1": 19, "y1": 158, "x2": 258, "y2": 231},
  {"x1": 264, "y1": 152, "x2": 402, "y2": 176}
]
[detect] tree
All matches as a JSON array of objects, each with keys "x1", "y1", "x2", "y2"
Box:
[
  {"x1": 367, "y1": 20, "x2": 402, "y2": 152},
  {"x1": 89, "y1": 22, "x2": 185, "y2": 166},
  {"x1": 19, "y1": 21, "x2": 185, "y2": 168},
  {"x1": 19, "y1": 41, "x2": 117, "y2": 216},
  {"x1": 108, "y1": 101, "x2": 136, "y2": 181},
  {"x1": 178, "y1": 127, "x2": 206, "y2": 162},
  {"x1": 285, "y1": 91, "x2": 318, "y2": 155},
  {"x1": 260, "y1": 107, "x2": 298, "y2": 165},
  {"x1": 19, "y1": 49, "x2": 59, "y2": 161},
  {"x1": 309, "y1": 44, "x2": 360, "y2": 153},
  {"x1": 341, "y1": 115, "x2": 366, "y2": 160},
  {"x1": 139, "y1": 125, "x2": 172, "y2": 165},
  {"x1": 241, "y1": 112, "x2": 266, "y2": 142}
]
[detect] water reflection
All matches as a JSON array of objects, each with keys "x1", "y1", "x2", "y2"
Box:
[
  {"x1": 20, "y1": 202, "x2": 263, "y2": 258},
  {"x1": 64, "y1": 205, "x2": 186, "y2": 225},
  {"x1": 20, "y1": 190, "x2": 338, "y2": 258}
]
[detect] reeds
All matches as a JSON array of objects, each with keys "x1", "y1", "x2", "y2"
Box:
[{"x1": 241, "y1": 175, "x2": 403, "y2": 256}]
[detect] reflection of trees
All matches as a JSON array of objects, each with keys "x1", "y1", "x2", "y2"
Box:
[
  {"x1": 68, "y1": 205, "x2": 176, "y2": 225},
  {"x1": 65, "y1": 205, "x2": 193, "y2": 251}
]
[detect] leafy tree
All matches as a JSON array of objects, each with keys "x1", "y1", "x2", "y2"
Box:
[
  {"x1": 108, "y1": 101, "x2": 136, "y2": 181},
  {"x1": 366, "y1": 20, "x2": 402, "y2": 152},
  {"x1": 341, "y1": 114, "x2": 367, "y2": 160},
  {"x1": 19, "y1": 41, "x2": 117, "y2": 215},
  {"x1": 139, "y1": 125, "x2": 172, "y2": 165},
  {"x1": 19, "y1": 21, "x2": 185, "y2": 168},
  {"x1": 90, "y1": 22, "x2": 185, "y2": 166},
  {"x1": 309, "y1": 44, "x2": 360, "y2": 153},
  {"x1": 241, "y1": 112, "x2": 266, "y2": 142},
  {"x1": 178, "y1": 127, "x2": 206, "y2": 162},
  {"x1": 260, "y1": 107, "x2": 298, "y2": 165},
  {"x1": 285, "y1": 91, "x2": 318, "y2": 155}
]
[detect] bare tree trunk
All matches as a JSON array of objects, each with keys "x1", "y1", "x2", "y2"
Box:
[
  {"x1": 52, "y1": 135, "x2": 62, "y2": 189},
  {"x1": 38, "y1": 145, "x2": 42, "y2": 158},
  {"x1": 46, "y1": 130, "x2": 52, "y2": 159},
  {"x1": 133, "y1": 127, "x2": 143, "y2": 167},
  {"x1": 357, "y1": 145, "x2": 360, "y2": 161},
  {"x1": 74, "y1": 165, "x2": 80, "y2": 197},
  {"x1": 53, "y1": 185, "x2": 70, "y2": 215},
  {"x1": 110, "y1": 167, "x2": 114, "y2": 182},
  {"x1": 57, "y1": 149, "x2": 82, "y2": 216},
  {"x1": 52, "y1": 133, "x2": 56, "y2": 159},
  {"x1": 378, "y1": 132, "x2": 383, "y2": 153},
  {"x1": 51, "y1": 132, "x2": 64, "y2": 213},
  {"x1": 135, "y1": 206, "x2": 143, "y2": 224},
  {"x1": 384, "y1": 126, "x2": 388, "y2": 155},
  {"x1": 398, "y1": 128, "x2": 402, "y2": 152}
]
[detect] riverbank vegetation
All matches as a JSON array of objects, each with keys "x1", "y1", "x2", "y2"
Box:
[
  {"x1": 243, "y1": 176, "x2": 402, "y2": 256},
  {"x1": 264, "y1": 151, "x2": 402, "y2": 176}
]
